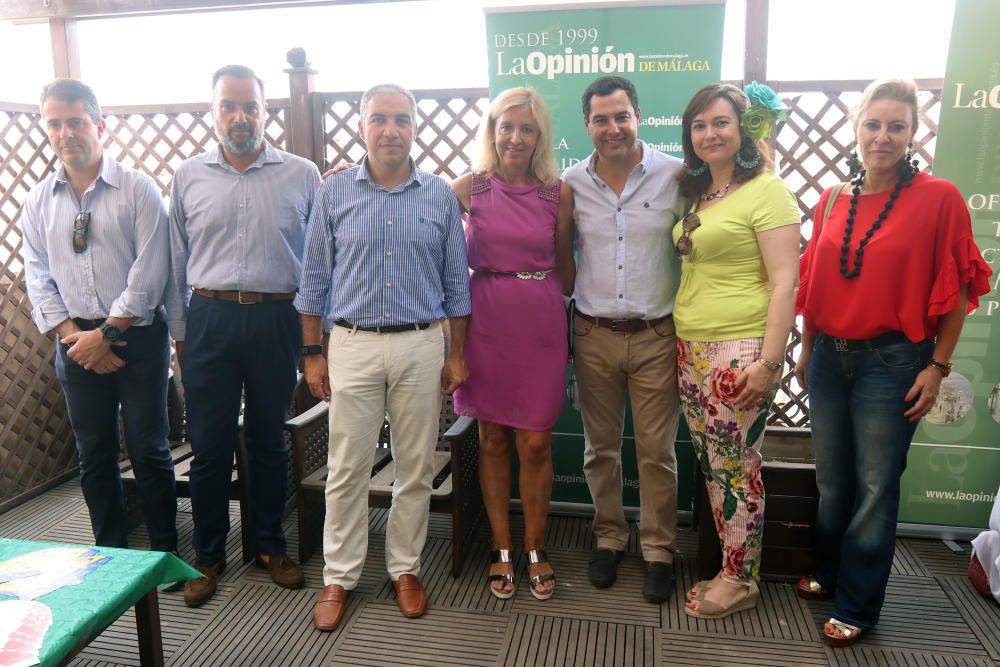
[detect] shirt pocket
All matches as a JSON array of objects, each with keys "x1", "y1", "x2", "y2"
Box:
[{"x1": 401, "y1": 213, "x2": 446, "y2": 251}]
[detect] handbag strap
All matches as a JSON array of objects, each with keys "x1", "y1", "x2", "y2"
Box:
[{"x1": 815, "y1": 182, "x2": 849, "y2": 237}]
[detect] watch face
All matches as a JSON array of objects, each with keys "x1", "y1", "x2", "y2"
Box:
[{"x1": 100, "y1": 323, "x2": 121, "y2": 342}]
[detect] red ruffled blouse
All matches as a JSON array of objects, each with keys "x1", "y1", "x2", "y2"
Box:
[{"x1": 797, "y1": 172, "x2": 991, "y2": 341}]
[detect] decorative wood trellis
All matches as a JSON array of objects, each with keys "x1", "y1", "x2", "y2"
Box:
[{"x1": 0, "y1": 81, "x2": 943, "y2": 509}]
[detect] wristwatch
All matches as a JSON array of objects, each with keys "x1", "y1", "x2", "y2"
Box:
[
  {"x1": 757, "y1": 357, "x2": 781, "y2": 372},
  {"x1": 301, "y1": 344, "x2": 323, "y2": 356},
  {"x1": 99, "y1": 322, "x2": 122, "y2": 343}
]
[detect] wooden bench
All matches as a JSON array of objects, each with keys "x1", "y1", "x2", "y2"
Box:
[
  {"x1": 121, "y1": 375, "x2": 315, "y2": 563},
  {"x1": 293, "y1": 398, "x2": 483, "y2": 576}
]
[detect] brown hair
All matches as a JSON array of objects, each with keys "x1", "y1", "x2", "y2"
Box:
[{"x1": 676, "y1": 83, "x2": 773, "y2": 201}]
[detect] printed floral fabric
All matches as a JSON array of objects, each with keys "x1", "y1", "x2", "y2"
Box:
[{"x1": 678, "y1": 337, "x2": 773, "y2": 580}]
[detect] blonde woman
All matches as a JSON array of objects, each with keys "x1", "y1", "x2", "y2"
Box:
[{"x1": 452, "y1": 87, "x2": 575, "y2": 600}]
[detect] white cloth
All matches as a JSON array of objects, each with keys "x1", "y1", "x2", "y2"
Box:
[
  {"x1": 321, "y1": 322, "x2": 444, "y2": 588},
  {"x1": 971, "y1": 485, "x2": 1000, "y2": 603}
]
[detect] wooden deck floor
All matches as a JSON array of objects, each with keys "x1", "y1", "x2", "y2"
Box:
[{"x1": 2, "y1": 478, "x2": 998, "y2": 667}]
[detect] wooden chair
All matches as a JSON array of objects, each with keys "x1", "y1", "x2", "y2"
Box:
[{"x1": 294, "y1": 396, "x2": 484, "y2": 576}]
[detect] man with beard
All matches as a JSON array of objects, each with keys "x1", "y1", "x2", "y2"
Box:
[
  {"x1": 165, "y1": 65, "x2": 321, "y2": 606},
  {"x1": 20, "y1": 78, "x2": 177, "y2": 556}
]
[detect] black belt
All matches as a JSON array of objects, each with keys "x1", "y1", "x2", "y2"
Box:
[
  {"x1": 73, "y1": 317, "x2": 106, "y2": 331},
  {"x1": 576, "y1": 311, "x2": 671, "y2": 335},
  {"x1": 819, "y1": 330, "x2": 921, "y2": 352},
  {"x1": 335, "y1": 319, "x2": 432, "y2": 334}
]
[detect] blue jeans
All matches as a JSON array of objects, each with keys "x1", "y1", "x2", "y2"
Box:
[
  {"x1": 55, "y1": 315, "x2": 177, "y2": 551},
  {"x1": 808, "y1": 333, "x2": 934, "y2": 630},
  {"x1": 182, "y1": 295, "x2": 300, "y2": 565}
]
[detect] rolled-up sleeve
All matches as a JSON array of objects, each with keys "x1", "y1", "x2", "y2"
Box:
[
  {"x1": 440, "y1": 189, "x2": 471, "y2": 317},
  {"x1": 294, "y1": 182, "x2": 334, "y2": 317},
  {"x1": 110, "y1": 177, "x2": 169, "y2": 320},
  {"x1": 20, "y1": 198, "x2": 70, "y2": 334},
  {"x1": 164, "y1": 170, "x2": 191, "y2": 341}
]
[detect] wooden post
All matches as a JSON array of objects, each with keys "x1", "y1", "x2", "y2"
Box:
[
  {"x1": 743, "y1": 0, "x2": 769, "y2": 85},
  {"x1": 284, "y1": 48, "x2": 317, "y2": 165},
  {"x1": 48, "y1": 18, "x2": 81, "y2": 79}
]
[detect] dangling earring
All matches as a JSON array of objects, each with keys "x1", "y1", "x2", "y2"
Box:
[
  {"x1": 845, "y1": 151, "x2": 862, "y2": 179},
  {"x1": 683, "y1": 158, "x2": 706, "y2": 177},
  {"x1": 897, "y1": 143, "x2": 919, "y2": 181},
  {"x1": 735, "y1": 140, "x2": 762, "y2": 170}
]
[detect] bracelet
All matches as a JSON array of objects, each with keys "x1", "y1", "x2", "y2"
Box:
[
  {"x1": 927, "y1": 358, "x2": 952, "y2": 377},
  {"x1": 757, "y1": 357, "x2": 781, "y2": 372}
]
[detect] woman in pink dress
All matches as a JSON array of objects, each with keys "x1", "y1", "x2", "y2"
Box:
[{"x1": 452, "y1": 87, "x2": 575, "y2": 601}]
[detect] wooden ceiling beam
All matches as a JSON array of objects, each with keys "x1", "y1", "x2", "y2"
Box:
[{"x1": 2, "y1": 0, "x2": 403, "y2": 22}]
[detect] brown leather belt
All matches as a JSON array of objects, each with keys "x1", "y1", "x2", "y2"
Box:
[
  {"x1": 192, "y1": 288, "x2": 297, "y2": 304},
  {"x1": 576, "y1": 311, "x2": 671, "y2": 334}
]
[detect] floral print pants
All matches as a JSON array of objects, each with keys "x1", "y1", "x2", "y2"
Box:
[{"x1": 677, "y1": 337, "x2": 774, "y2": 580}]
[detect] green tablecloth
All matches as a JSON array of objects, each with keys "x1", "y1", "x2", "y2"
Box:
[{"x1": 0, "y1": 538, "x2": 200, "y2": 666}]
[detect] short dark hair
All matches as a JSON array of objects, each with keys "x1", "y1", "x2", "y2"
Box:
[
  {"x1": 582, "y1": 76, "x2": 639, "y2": 118},
  {"x1": 211, "y1": 65, "x2": 265, "y2": 98},
  {"x1": 40, "y1": 79, "x2": 101, "y2": 122}
]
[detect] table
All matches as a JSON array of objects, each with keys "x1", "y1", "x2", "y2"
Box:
[{"x1": 0, "y1": 538, "x2": 200, "y2": 667}]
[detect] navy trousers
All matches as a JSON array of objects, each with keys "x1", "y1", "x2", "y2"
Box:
[
  {"x1": 55, "y1": 314, "x2": 177, "y2": 551},
  {"x1": 182, "y1": 294, "x2": 300, "y2": 565}
]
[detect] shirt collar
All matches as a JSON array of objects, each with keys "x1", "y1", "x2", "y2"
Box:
[
  {"x1": 206, "y1": 140, "x2": 284, "y2": 170},
  {"x1": 584, "y1": 139, "x2": 651, "y2": 178},
  {"x1": 356, "y1": 155, "x2": 422, "y2": 189},
  {"x1": 52, "y1": 152, "x2": 120, "y2": 193}
]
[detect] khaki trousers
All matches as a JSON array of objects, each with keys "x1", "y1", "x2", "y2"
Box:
[
  {"x1": 573, "y1": 313, "x2": 680, "y2": 563},
  {"x1": 322, "y1": 322, "x2": 444, "y2": 588}
]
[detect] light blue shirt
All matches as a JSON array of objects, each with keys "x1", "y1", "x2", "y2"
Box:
[
  {"x1": 165, "y1": 143, "x2": 321, "y2": 340},
  {"x1": 295, "y1": 158, "x2": 471, "y2": 327},
  {"x1": 563, "y1": 141, "x2": 685, "y2": 320},
  {"x1": 20, "y1": 154, "x2": 169, "y2": 334}
]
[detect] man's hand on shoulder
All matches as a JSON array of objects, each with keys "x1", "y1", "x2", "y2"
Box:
[
  {"x1": 440, "y1": 353, "x2": 469, "y2": 395},
  {"x1": 322, "y1": 162, "x2": 356, "y2": 180}
]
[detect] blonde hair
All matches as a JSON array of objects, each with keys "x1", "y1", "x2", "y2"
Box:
[
  {"x1": 472, "y1": 87, "x2": 558, "y2": 186},
  {"x1": 851, "y1": 78, "x2": 919, "y2": 130}
]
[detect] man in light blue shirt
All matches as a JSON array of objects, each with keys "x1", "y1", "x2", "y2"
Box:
[
  {"x1": 165, "y1": 65, "x2": 321, "y2": 607},
  {"x1": 563, "y1": 76, "x2": 685, "y2": 603},
  {"x1": 20, "y1": 79, "x2": 177, "y2": 554},
  {"x1": 297, "y1": 83, "x2": 471, "y2": 631}
]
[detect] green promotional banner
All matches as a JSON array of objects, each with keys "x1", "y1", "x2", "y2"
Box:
[
  {"x1": 484, "y1": 1, "x2": 725, "y2": 506},
  {"x1": 902, "y1": 0, "x2": 1000, "y2": 529}
]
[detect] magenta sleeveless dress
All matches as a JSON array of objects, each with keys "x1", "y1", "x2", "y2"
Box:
[{"x1": 453, "y1": 173, "x2": 568, "y2": 431}]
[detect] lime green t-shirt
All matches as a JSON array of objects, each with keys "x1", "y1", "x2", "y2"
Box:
[{"x1": 671, "y1": 171, "x2": 799, "y2": 341}]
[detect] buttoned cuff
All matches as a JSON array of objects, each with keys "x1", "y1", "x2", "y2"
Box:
[
  {"x1": 443, "y1": 295, "x2": 472, "y2": 319},
  {"x1": 293, "y1": 293, "x2": 327, "y2": 318},
  {"x1": 32, "y1": 300, "x2": 71, "y2": 335},
  {"x1": 109, "y1": 289, "x2": 150, "y2": 322},
  {"x1": 167, "y1": 320, "x2": 186, "y2": 341}
]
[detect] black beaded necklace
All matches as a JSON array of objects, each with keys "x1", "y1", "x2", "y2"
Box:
[{"x1": 839, "y1": 168, "x2": 914, "y2": 279}]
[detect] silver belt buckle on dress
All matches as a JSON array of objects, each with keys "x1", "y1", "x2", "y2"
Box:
[
  {"x1": 238, "y1": 291, "x2": 257, "y2": 305},
  {"x1": 833, "y1": 337, "x2": 849, "y2": 352},
  {"x1": 514, "y1": 271, "x2": 549, "y2": 281}
]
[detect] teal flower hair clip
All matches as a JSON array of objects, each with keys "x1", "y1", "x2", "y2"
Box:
[{"x1": 741, "y1": 81, "x2": 788, "y2": 142}]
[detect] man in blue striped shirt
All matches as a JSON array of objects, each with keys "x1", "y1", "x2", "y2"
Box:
[
  {"x1": 164, "y1": 65, "x2": 321, "y2": 607},
  {"x1": 20, "y1": 79, "x2": 177, "y2": 554},
  {"x1": 297, "y1": 84, "x2": 471, "y2": 631}
]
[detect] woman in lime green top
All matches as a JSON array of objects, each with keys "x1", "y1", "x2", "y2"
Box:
[{"x1": 672, "y1": 83, "x2": 801, "y2": 620}]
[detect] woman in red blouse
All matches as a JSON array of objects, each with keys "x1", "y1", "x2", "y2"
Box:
[{"x1": 794, "y1": 79, "x2": 991, "y2": 647}]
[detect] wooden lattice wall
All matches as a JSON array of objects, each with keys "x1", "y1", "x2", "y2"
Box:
[{"x1": 0, "y1": 82, "x2": 941, "y2": 509}]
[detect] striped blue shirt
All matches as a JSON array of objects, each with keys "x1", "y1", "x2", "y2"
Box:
[
  {"x1": 165, "y1": 142, "x2": 321, "y2": 340},
  {"x1": 20, "y1": 154, "x2": 169, "y2": 334},
  {"x1": 295, "y1": 158, "x2": 471, "y2": 327}
]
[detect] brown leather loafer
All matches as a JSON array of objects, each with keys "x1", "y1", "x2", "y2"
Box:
[
  {"x1": 393, "y1": 573, "x2": 428, "y2": 618},
  {"x1": 255, "y1": 553, "x2": 304, "y2": 589},
  {"x1": 183, "y1": 559, "x2": 226, "y2": 607},
  {"x1": 314, "y1": 584, "x2": 349, "y2": 631}
]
